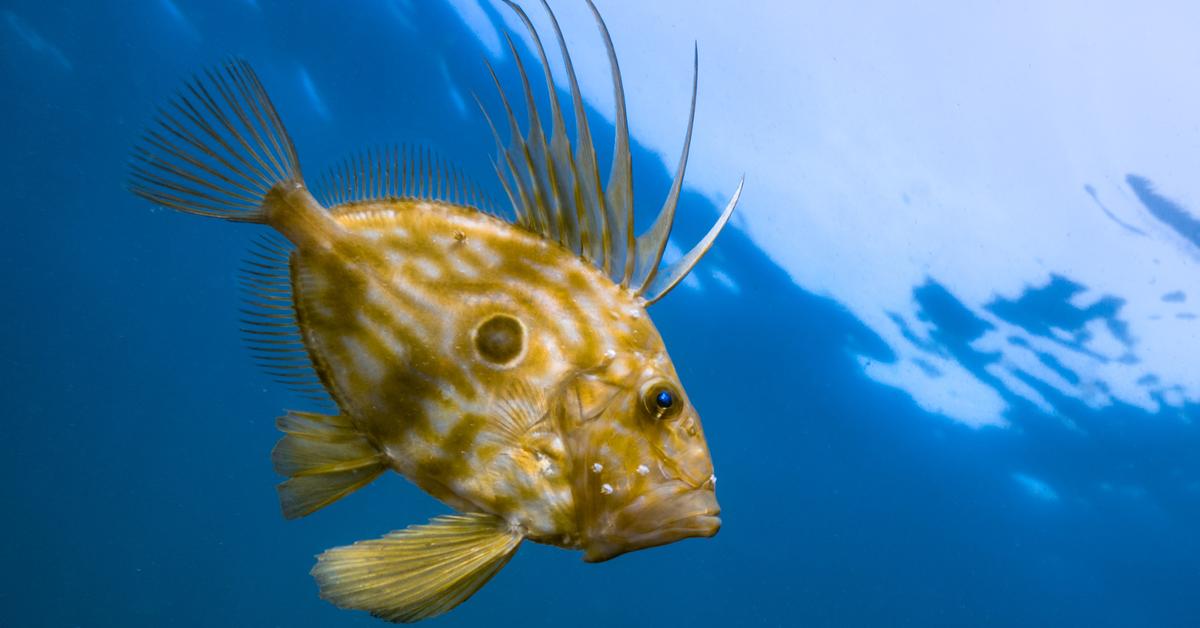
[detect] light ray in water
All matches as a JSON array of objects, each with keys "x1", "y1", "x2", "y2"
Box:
[
  {"x1": 446, "y1": 0, "x2": 501, "y2": 57},
  {"x1": 3, "y1": 11, "x2": 72, "y2": 70},
  {"x1": 299, "y1": 67, "x2": 331, "y2": 120},
  {"x1": 158, "y1": 0, "x2": 199, "y2": 40},
  {"x1": 1012, "y1": 472, "x2": 1060, "y2": 503},
  {"x1": 438, "y1": 57, "x2": 468, "y2": 117}
]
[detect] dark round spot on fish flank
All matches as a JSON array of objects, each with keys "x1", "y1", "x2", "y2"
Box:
[{"x1": 474, "y1": 314, "x2": 524, "y2": 365}]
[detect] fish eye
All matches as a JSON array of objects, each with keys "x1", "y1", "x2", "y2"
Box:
[{"x1": 641, "y1": 380, "x2": 683, "y2": 420}]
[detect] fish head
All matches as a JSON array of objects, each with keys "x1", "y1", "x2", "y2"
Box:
[{"x1": 560, "y1": 349, "x2": 720, "y2": 562}]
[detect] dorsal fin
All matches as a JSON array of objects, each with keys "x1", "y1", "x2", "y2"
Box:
[
  {"x1": 479, "y1": 0, "x2": 743, "y2": 305},
  {"x1": 314, "y1": 144, "x2": 499, "y2": 214}
]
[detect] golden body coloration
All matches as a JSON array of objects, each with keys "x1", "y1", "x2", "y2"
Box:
[{"x1": 129, "y1": 0, "x2": 741, "y2": 623}]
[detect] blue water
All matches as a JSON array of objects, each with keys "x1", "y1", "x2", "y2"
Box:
[{"x1": 3, "y1": 1, "x2": 1198, "y2": 626}]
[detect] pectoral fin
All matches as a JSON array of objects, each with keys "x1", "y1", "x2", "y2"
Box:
[{"x1": 312, "y1": 513, "x2": 522, "y2": 623}]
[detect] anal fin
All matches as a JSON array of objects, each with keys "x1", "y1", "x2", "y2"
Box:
[
  {"x1": 313, "y1": 513, "x2": 522, "y2": 623},
  {"x1": 272, "y1": 411, "x2": 386, "y2": 519}
]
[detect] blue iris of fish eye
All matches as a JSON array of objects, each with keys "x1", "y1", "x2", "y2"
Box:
[{"x1": 655, "y1": 389, "x2": 674, "y2": 409}]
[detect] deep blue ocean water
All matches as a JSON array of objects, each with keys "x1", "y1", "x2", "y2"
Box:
[{"x1": 3, "y1": 1, "x2": 1199, "y2": 626}]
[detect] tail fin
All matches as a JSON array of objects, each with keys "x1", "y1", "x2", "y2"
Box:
[{"x1": 128, "y1": 58, "x2": 302, "y2": 223}]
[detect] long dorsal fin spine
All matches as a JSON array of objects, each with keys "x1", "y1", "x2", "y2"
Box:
[
  {"x1": 540, "y1": 0, "x2": 611, "y2": 273},
  {"x1": 475, "y1": 92, "x2": 534, "y2": 225},
  {"x1": 585, "y1": 0, "x2": 636, "y2": 286},
  {"x1": 503, "y1": 0, "x2": 589, "y2": 258},
  {"x1": 483, "y1": 58, "x2": 549, "y2": 234},
  {"x1": 490, "y1": 156, "x2": 521, "y2": 223},
  {"x1": 478, "y1": 3, "x2": 739, "y2": 303},
  {"x1": 632, "y1": 46, "x2": 699, "y2": 295},
  {"x1": 643, "y1": 175, "x2": 744, "y2": 304},
  {"x1": 504, "y1": 31, "x2": 565, "y2": 245}
]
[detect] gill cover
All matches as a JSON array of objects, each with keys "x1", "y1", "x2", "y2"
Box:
[{"x1": 555, "y1": 356, "x2": 720, "y2": 562}]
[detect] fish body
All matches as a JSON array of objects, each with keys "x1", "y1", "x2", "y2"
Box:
[
  {"x1": 292, "y1": 196, "x2": 701, "y2": 546},
  {"x1": 130, "y1": 0, "x2": 741, "y2": 622}
]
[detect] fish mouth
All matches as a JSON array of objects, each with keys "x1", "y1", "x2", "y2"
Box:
[{"x1": 583, "y1": 484, "x2": 721, "y2": 563}]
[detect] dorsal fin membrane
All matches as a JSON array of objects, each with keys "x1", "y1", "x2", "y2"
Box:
[
  {"x1": 483, "y1": 1, "x2": 741, "y2": 304},
  {"x1": 314, "y1": 144, "x2": 496, "y2": 214}
]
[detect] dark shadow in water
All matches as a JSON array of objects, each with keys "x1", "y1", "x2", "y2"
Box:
[
  {"x1": 986, "y1": 274, "x2": 1132, "y2": 360},
  {"x1": 1085, "y1": 183, "x2": 1147, "y2": 236},
  {"x1": 1127, "y1": 174, "x2": 1200, "y2": 248}
]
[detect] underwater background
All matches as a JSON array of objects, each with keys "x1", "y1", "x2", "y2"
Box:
[{"x1": 3, "y1": 0, "x2": 1199, "y2": 626}]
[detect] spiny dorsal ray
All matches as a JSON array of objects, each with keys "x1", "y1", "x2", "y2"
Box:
[{"x1": 482, "y1": 0, "x2": 742, "y2": 305}]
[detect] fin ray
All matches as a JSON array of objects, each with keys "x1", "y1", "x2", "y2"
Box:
[
  {"x1": 129, "y1": 59, "x2": 301, "y2": 223},
  {"x1": 540, "y1": 0, "x2": 610, "y2": 270},
  {"x1": 315, "y1": 144, "x2": 494, "y2": 214},
  {"x1": 493, "y1": 381, "x2": 548, "y2": 445},
  {"x1": 313, "y1": 513, "x2": 522, "y2": 623},
  {"x1": 632, "y1": 48, "x2": 698, "y2": 294},
  {"x1": 643, "y1": 176, "x2": 744, "y2": 304},
  {"x1": 482, "y1": 2, "x2": 737, "y2": 302},
  {"x1": 586, "y1": 0, "x2": 635, "y2": 285},
  {"x1": 272, "y1": 410, "x2": 385, "y2": 519},
  {"x1": 238, "y1": 235, "x2": 334, "y2": 406}
]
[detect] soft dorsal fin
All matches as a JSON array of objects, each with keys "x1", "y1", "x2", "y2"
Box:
[
  {"x1": 314, "y1": 144, "x2": 499, "y2": 213},
  {"x1": 478, "y1": 0, "x2": 743, "y2": 305}
]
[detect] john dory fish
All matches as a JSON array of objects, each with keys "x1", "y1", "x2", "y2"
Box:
[{"x1": 128, "y1": 0, "x2": 742, "y2": 622}]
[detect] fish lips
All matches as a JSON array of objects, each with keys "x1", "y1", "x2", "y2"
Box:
[{"x1": 582, "y1": 484, "x2": 721, "y2": 563}]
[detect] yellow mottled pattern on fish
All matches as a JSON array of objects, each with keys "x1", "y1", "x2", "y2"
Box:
[{"x1": 129, "y1": 0, "x2": 741, "y2": 624}]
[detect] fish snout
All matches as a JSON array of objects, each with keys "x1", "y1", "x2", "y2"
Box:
[{"x1": 582, "y1": 482, "x2": 720, "y2": 562}]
